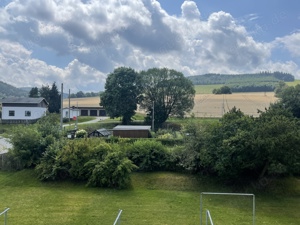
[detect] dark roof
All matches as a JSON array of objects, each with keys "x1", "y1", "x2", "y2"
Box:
[
  {"x1": 1, "y1": 97, "x2": 48, "y2": 105},
  {"x1": 97, "y1": 128, "x2": 111, "y2": 136},
  {"x1": 88, "y1": 128, "x2": 111, "y2": 137},
  {"x1": 112, "y1": 125, "x2": 151, "y2": 131}
]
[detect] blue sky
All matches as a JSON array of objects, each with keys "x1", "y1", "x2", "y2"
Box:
[{"x1": 0, "y1": 0, "x2": 299, "y2": 92}]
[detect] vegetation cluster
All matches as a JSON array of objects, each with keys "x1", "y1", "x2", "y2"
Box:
[
  {"x1": 3, "y1": 84, "x2": 300, "y2": 189},
  {"x1": 100, "y1": 67, "x2": 196, "y2": 128},
  {"x1": 29, "y1": 82, "x2": 61, "y2": 113}
]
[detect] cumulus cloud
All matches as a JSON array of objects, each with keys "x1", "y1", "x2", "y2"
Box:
[
  {"x1": 275, "y1": 32, "x2": 300, "y2": 57},
  {"x1": 0, "y1": 39, "x2": 106, "y2": 92},
  {"x1": 0, "y1": 0, "x2": 299, "y2": 92},
  {"x1": 181, "y1": 0, "x2": 201, "y2": 20}
]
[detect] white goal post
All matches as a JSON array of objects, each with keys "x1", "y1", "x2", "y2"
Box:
[{"x1": 200, "y1": 192, "x2": 255, "y2": 225}]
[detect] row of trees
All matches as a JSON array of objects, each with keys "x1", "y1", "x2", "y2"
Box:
[
  {"x1": 69, "y1": 91, "x2": 99, "y2": 98},
  {"x1": 29, "y1": 83, "x2": 61, "y2": 113},
  {"x1": 189, "y1": 71, "x2": 294, "y2": 85},
  {"x1": 100, "y1": 67, "x2": 195, "y2": 128}
]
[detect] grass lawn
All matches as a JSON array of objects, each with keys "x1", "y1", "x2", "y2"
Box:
[{"x1": 0, "y1": 170, "x2": 299, "y2": 225}]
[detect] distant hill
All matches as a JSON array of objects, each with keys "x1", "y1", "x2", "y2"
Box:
[
  {"x1": 187, "y1": 72, "x2": 294, "y2": 85},
  {"x1": 188, "y1": 72, "x2": 295, "y2": 93},
  {"x1": 0, "y1": 81, "x2": 29, "y2": 98}
]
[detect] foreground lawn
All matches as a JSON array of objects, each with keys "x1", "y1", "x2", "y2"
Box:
[{"x1": 0, "y1": 170, "x2": 299, "y2": 225}]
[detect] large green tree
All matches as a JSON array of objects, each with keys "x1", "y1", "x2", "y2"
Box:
[
  {"x1": 140, "y1": 68, "x2": 195, "y2": 128},
  {"x1": 276, "y1": 84, "x2": 300, "y2": 118},
  {"x1": 100, "y1": 67, "x2": 142, "y2": 124}
]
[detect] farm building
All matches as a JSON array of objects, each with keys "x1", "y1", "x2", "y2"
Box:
[
  {"x1": 112, "y1": 125, "x2": 152, "y2": 138},
  {"x1": 62, "y1": 106, "x2": 106, "y2": 118},
  {"x1": 0, "y1": 97, "x2": 48, "y2": 124},
  {"x1": 88, "y1": 128, "x2": 111, "y2": 138}
]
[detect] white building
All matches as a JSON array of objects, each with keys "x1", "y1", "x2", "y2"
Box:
[
  {"x1": 62, "y1": 106, "x2": 106, "y2": 119},
  {"x1": 0, "y1": 97, "x2": 48, "y2": 124}
]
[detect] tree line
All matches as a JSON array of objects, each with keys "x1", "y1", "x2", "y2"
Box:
[{"x1": 188, "y1": 71, "x2": 295, "y2": 85}]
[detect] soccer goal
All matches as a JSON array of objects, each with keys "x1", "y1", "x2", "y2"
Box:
[
  {"x1": 113, "y1": 209, "x2": 123, "y2": 225},
  {"x1": 0, "y1": 208, "x2": 10, "y2": 225},
  {"x1": 200, "y1": 192, "x2": 255, "y2": 225}
]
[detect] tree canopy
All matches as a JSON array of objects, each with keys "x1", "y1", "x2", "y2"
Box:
[
  {"x1": 29, "y1": 82, "x2": 61, "y2": 113},
  {"x1": 276, "y1": 84, "x2": 300, "y2": 118},
  {"x1": 100, "y1": 67, "x2": 142, "y2": 125},
  {"x1": 140, "y1": 68, "x2": 195, "y2": 129}
]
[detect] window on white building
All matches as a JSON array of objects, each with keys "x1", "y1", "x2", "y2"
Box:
[
  {"x1": 9, "y1": 111, "x2": 15, "y2": 116},
  {"x1": 25, "y1": 111, "x2": 31, "y2": 117}
]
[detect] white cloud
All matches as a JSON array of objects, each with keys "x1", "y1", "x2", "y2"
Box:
[
  {"x1": 275, "y1": 32, "x2": 300, "y2": 57},
  {"x1": 0, "y1": 39, "x2": 106, "y2": 92},
  {"x1": 181, "y1": 1, "x2": 201, "y2": 20},
  {"x1": 0, "y1": 0, "x2": 299, "y2": 92}
]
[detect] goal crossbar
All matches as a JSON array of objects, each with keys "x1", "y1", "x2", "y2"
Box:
[{"x1": 200, "y1": 192, "x2": 255, "y2": 225}]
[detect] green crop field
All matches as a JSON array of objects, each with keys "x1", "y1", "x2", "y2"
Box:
[{"x1": 0, "y1": 170, "x2": 299, "y2": 225}]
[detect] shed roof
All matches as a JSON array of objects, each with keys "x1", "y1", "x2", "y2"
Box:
[
  {"x1": 1, "y1": 97, "x2": 48, "y2": 105},
  {"x1": 112, "y1": 125, "x2": 151, "y2": 131},
  {"x1": 96, "y1": 128, "x2": 111, "y2": 136}
]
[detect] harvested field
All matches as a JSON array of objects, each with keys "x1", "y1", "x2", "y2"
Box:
[
  {"x1": 64, "y1": 93, "x2": 278, "y2": 118},
  {"x1": 191, "y1": 92, "x2": 278, "y2": 117},
  {"x1": 63, "y1": 97, "x2": 100, "y2": 108}
]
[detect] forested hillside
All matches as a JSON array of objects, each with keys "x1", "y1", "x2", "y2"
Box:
[
  {"x1": 188, "y1": 71, "x2": 294, "y2": 92},
  {"x1": 0, "y1": 81, "x2": 29, "y2": 98}
]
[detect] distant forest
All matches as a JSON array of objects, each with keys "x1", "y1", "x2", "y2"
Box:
[{"x1": 188, "y1": 71, "x2": 295, "y2": 92}]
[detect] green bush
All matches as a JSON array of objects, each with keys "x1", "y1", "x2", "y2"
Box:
[
  {"x1": 75, "y1": 129, "x2": 87, "y2": 138},
  {"x1": 10, "y1": 125, "x2": 45, "y2": 168},
  {"x1": 126, "y1": 139, "x2": 169, "y2": 171},
  {"x1": 86, "y1": 148, "x2": 137, "y2": 188},
  {"x1": 36, "y1": 139, "x2": 137, "y2": 188}
]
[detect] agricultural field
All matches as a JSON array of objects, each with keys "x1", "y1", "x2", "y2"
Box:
[
  {"x1": 191, "y1": 92, "x2": 277, "y2": 118},
  {"x1": 64, "y1": 91, "x2": 278, "y2": 118}
]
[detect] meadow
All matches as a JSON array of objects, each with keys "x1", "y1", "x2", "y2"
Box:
[{"x1": 0, "y1": 170, "x2": 299, "y2": 225}]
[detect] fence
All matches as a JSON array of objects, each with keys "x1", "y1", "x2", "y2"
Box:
[
  {"x1": 0, "y1": 208, "x2": 10, "y2": 225},
  {"x1": 113, "y1": 209, "x2": 122, "y2": 225},
  {"x1": 200, "y1": 192, "x2": 255, "y2": 225}
]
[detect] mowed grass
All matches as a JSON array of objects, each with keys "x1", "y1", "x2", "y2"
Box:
[{"x1": 0, "y1": 170, "x2": 299, "y2": 225}]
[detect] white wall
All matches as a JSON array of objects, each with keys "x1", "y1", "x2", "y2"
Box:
[
  {"x1": 62, "y1": 108, "x2": 80, "y2": 119},
  {"x1": 2, "y1": 107, "x2": 47, "y2": 120}
]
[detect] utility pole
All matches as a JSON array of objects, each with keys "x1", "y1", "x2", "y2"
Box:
[
  {"x1": 152, "y1": 101, "x2": 154, "y2": 131},
  {"x1": 68, "y1": 89, "x2": 70, "y2": 128},
  {"x1": 60, "y1": 83, "x2": 63, "y2": 130}
]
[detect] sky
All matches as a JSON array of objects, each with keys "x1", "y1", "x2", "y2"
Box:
[{"x1": 0, "y1": 0, "x2": 299, "y2": 92}]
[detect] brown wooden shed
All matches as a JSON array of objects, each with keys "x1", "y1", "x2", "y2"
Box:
[{"x1": 112, "y1": 125, "x2": 152, "y2": 138}]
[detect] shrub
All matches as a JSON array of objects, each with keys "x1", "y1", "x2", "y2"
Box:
[
  {"x1": 75, "y1": 129, "x2": 87, "y2": 138},
  {"x1": 126, "y1": 139, "x2": 168, "y2": 171},
  {"x1": 86, "y1": 148, "x2": 137, "y2": 188}
]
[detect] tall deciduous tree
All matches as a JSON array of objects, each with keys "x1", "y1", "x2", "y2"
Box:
[
  {"x1": 140, "y1": 68, "x2": 195, "y2": 128},
  {"x1": 100, "y1": 67, "x2": 142, "y2": 125}
]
